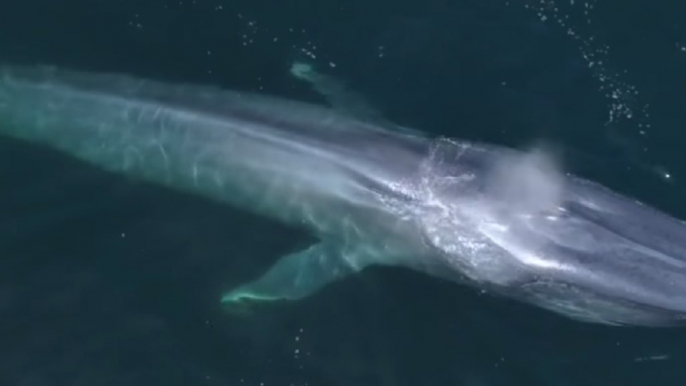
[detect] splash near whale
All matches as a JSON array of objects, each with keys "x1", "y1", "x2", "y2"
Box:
[{"x1": 2, "y1": 62, "x2": 686, "y2": 327}]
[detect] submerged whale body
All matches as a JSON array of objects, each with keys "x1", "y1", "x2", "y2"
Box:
[{"x1": 1, "y1": 64, "x2": 686, "y2": 327}]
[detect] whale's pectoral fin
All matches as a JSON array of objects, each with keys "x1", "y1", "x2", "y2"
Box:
[
  {"x1": 221, "y1": 241, "x2": 367, "y2": 307},
  {"x1": 289, "y1": 61, "x2": 380, "y2": 122},
  {"x1": 289, "y1": 61, "x2": 422, "y2": 136}
]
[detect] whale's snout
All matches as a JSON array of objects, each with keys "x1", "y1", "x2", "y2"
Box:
[{"x1": 521, "y1": 178, "x2": 686, "y2": 325}]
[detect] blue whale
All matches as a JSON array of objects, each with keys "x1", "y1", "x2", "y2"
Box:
[{"x1": 1, "y1": 63, "x2": 685, "y2": 327}]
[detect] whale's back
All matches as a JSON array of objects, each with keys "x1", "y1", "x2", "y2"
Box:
[{"x1": 0, "y1": 64, "x2": 428, "y2": 227}]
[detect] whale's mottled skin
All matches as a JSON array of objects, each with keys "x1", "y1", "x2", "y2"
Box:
[{"x1": 2, "y1": 64, "x2": 686, "y2": 326}]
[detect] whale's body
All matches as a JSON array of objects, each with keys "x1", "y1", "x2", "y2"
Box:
[{"x1": 2, "y1": 64, "x2": 686, "y2": 326}]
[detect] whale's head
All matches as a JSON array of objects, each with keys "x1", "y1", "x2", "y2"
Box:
[
  {"x1": 513, "y1": 177, "x2": 686, "y2": 326},
  {"x1": 417, "y1": 140, "x2": 686, "y2": 326}
]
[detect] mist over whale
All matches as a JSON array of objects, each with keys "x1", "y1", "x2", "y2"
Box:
[{"x1": 1, "y1": 62, "x2": 686, "y2": 326}]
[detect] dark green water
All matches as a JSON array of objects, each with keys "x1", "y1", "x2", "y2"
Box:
[{"x1": 1, "y1": 1, "x2": 686, "y2": 385}]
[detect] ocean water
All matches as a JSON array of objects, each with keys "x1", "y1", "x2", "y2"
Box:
[{"x1": 1, "y1": 1, "x2": 686, "y2": 385}]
